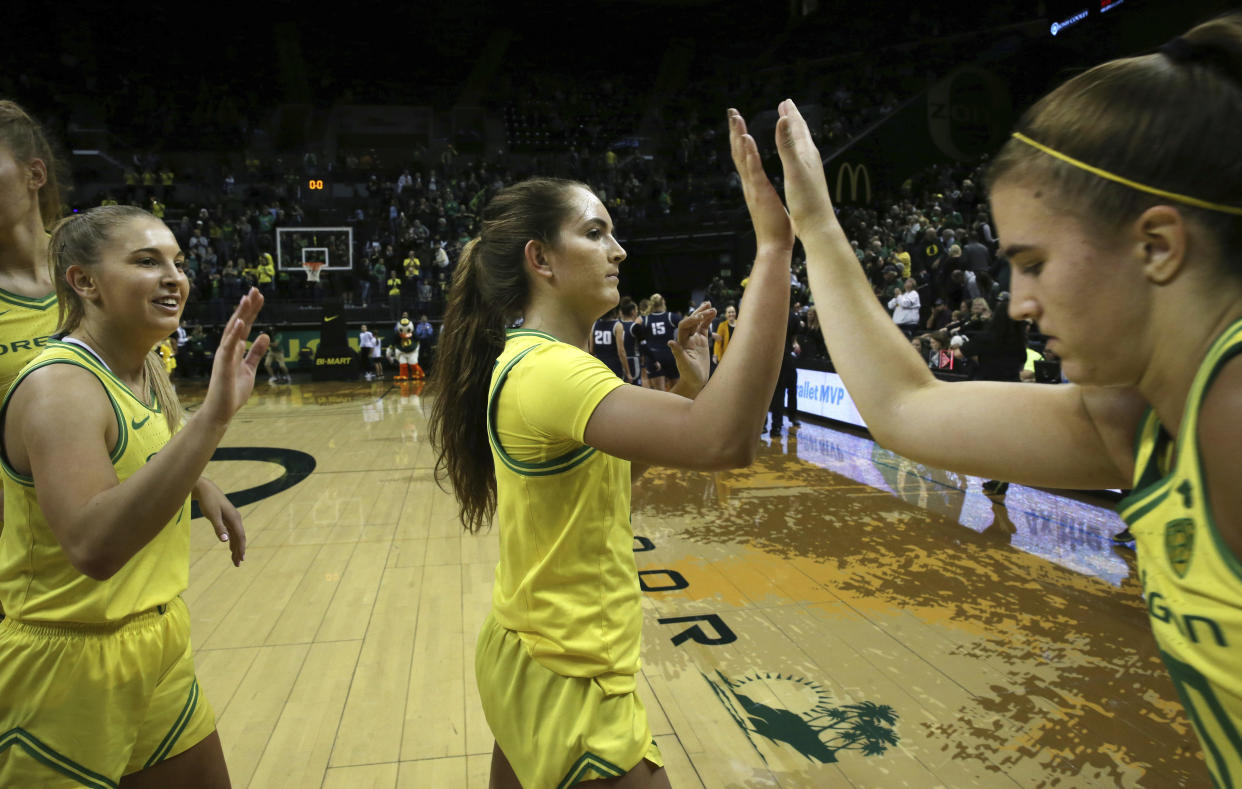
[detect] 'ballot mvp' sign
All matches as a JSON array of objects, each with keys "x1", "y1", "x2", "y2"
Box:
[{"x1": 795, "y1": 369, "x2": 867, "y2": 429}]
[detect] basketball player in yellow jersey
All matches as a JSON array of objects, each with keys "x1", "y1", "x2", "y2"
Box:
[
  {"x1": 1119, "y1": 320, "x2": 1242, "y2": 786},
  {"x1": 772, "y1": 13, "x2": 1242, "y2": 786},
  {"x1": 0, "y1": 205, "x2": 269, "y2": 787},
  {"x1": 0, "y1": 100, "x2": 63, "y2": 396},
  {"x1": 0, "y1": 101, "x2": 64, "y2": 554},
  {"x1": 428, "y1": 110, "x2": 793, "y2": 788}
]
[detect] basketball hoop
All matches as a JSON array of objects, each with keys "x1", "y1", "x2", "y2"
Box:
[{"x1": 303, "y1": 260, "x2": 325, "y2": 282}]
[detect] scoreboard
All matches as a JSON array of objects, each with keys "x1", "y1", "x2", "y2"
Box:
[{"x1": 302, "y1": 175, "x2": 331, "y2": 204}]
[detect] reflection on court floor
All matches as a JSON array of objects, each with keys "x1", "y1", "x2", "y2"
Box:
[
  {"x1": 178, "y1": 381, "x2": 1200, "y2": 788},
  {"x1": 792, "y1": 424, "x2": 1131, "y2": 585},
  {"x1": 634, "y1": 420, "x2": 1198, "y2": 788}
]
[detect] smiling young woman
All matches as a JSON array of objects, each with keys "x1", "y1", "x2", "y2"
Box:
[
  {"x1": 427, "y1": 110, "x2": 793, "y2": 789},
  {"x1": 0, "y1": 205, "x2": 269, "y2": 788},
  {"x1": 773, "y1": 12, "x2": 1242, "y2": 787}
]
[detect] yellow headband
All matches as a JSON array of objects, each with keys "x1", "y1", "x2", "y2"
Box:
[{"x1": 1011, "y1": 132, "x2": 1242, "y2": 217}]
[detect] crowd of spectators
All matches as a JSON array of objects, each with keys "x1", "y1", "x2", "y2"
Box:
[
  {"x1": 90, "y1": 117, "x2": 1039, "y2": 388},
  {"x1": 587, "y1": 141, "x2": 1035, "y2": 390},
  {"x1": 472, "y1": 18, "x2": 1002, "y2": 232},
  {"x1": 86, "y1": 145, "x2": 494, "y2": 327},
  {"x1": 14, "y1": 0, "x2": 1046, "y2": 386},
  {"x1": 769, "y1": 156, "x2": 1052, "y2": 386},
  {"x1": 137, "y1": 136, "x2": 1050, "y2": 394}
]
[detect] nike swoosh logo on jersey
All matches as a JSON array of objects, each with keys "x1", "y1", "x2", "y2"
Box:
[
  {"x1": 132, "y1": 414, "x2": 151, "y2": 429},
  {"x1": 325, "y1": 315, "x2": 339, "y2": 322}
]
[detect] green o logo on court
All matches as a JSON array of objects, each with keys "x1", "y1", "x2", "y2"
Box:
[
  {"x1": 1165, "y1": 519, "x2": 1195, "y2": 578},
  {"x1": 188, "y1": 447, "x2": 317, "y2": 519}
]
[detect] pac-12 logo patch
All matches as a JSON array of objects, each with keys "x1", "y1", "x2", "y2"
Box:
[{"x1": 1165, "y1": 518, "x2": 1195, "y2": 578}]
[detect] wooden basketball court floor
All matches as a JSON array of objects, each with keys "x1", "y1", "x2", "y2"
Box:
[{"x1": 177, "y1": 379, "x2": 1205, "y2": 788}]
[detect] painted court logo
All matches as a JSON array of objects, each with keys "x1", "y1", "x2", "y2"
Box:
[
  {"x1": 1165, "y1": 518, "x2": 1195, "y2": 578},
  {"x1": 703, "y1": 669, "x2": 899, "y2": 764}
]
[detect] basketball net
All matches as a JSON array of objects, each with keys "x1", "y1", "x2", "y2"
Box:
[{"x1": 303, "y1": 261, "x2": 325, "y2": 282}]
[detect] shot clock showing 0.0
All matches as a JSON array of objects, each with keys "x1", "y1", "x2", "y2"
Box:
[{"x1": 307, "y1": 178, "x2": 326, "y2": 191}]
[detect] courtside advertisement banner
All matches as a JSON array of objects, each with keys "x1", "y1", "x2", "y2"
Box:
[{"x1": 795, "y1": 368, "x2": 867, "y2": 428}]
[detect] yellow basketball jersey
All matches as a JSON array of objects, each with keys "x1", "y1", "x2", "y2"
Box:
[
  {"x1": 1119, "y1": 318, "x2": 1242, "y2": 789},
  {"x1": 0, "y1": 287, "x2": 57, "y2": 396},
  {"x1": 487, "y1": 329, "x2": 639, "y2": 685},
  {"x1": 0, "y1": 341, "x2": 190, "y2": 623}
]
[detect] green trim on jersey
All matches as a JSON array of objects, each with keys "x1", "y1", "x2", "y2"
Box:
[
  {"x1": 48, "y1": 341, "x2": 160, "y2": 414},
  {"x1": 1159, "y1": 648, "x2": 1242, "y2": 789},
  {"x1": 1194, "y1": 341, "x2": 1242, "y2": 585},
  {"x1": 556, "y1": 751, "x2": 626, "y2": 788},
  {"x1": 143, "y1": 679, "x2": 199, "y2": 769},
  {"x1": 1119, "y1": 323, "x2": 1242, "y2": 586},
  {"x1": 0, "y1": 727, "x2": 118, "y2": 788},
  {"x1": 0, "y1": 287, "x2": 56, "y2": 311},
  {"x1": 0, "y1": 342, "x2": 190, "y2": 622},
  {"x1": 1115, "y1": 317, "x2": 1242, "y2": 789},
  {"x1": 1123, "y1": 408, "x2": 1167, "y2": 497},
  {"x1": 505, "y1": 328, "x2": 559, "y2": 342},
  {"x1": 487, "y1": 344, "x2": 597, "y2": 477},
  {"x1": 0, "y1": 359, "x2": 129, "y2": 486},
  {"x1": 1118, "y1": 483, "x2": 1170, "y2": 532}
]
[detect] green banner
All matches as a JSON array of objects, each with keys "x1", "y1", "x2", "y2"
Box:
[{"x1": 269, "y1": 329, "x2": 368, "y2": 369}]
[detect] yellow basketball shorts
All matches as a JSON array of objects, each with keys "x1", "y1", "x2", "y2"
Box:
[
  {"x1": 0, "y1": 596, "x2": 216, "y2": 787},
  {"x1": 475, "y1": 613, "x2": 662, "y2": 789}
]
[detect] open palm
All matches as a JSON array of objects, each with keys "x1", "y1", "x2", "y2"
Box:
[{"x1": 203, "y1": 288, "x2": 270, "y2": 425}]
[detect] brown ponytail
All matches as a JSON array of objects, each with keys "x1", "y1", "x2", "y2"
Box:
[
  {"x1": 987, "y1": 12, "x2": 1242, "y2": 263},
  {"x1": 49, "y1": 206, "x2": 183, "y2": 433},
  {"x1": 0, "y1": 99, "x2": 69, "y2": 229},
  {"x1": 425, "y1": 177, "x2": 589, "y2": 533}
]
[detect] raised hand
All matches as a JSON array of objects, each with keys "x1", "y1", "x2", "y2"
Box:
[
  {"x1": 669, "y1": 301, "x2": 718, "y2": 392},
  {"x1": 201, "y1": 287, "x2": 270, "y2": 426},
  {"x1": 729, "y1": 109, "x2": 794, "y2": 253},
  {"x1": 774, "y1": 99, "x2": 836, "y2": 237}
]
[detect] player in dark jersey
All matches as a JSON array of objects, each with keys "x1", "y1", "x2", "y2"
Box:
[
  {"x1": 635, "y1": 298, "x2": 652, "y2": 387},
  {"x1": 588, "y1": 307, "x2": 626, "y2": 379},
  {"x1": 642, "y1": 293, "x2": 681, "y2": 391},
  {"x1": 618, "y1": 298, "x2": 641, "y2": 384}
]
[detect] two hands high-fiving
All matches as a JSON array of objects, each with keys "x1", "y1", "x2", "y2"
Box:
[
  {"x1": 727, "y1": 99, "x2": 838, "y2": 249},
  {"x1": 668, "y1": 102, "x2": 834, "y2": 393}
]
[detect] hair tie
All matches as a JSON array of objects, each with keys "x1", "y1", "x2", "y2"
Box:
[{"x1": 1160, "y1": 36, "x2": 1207, "y2": 64}]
